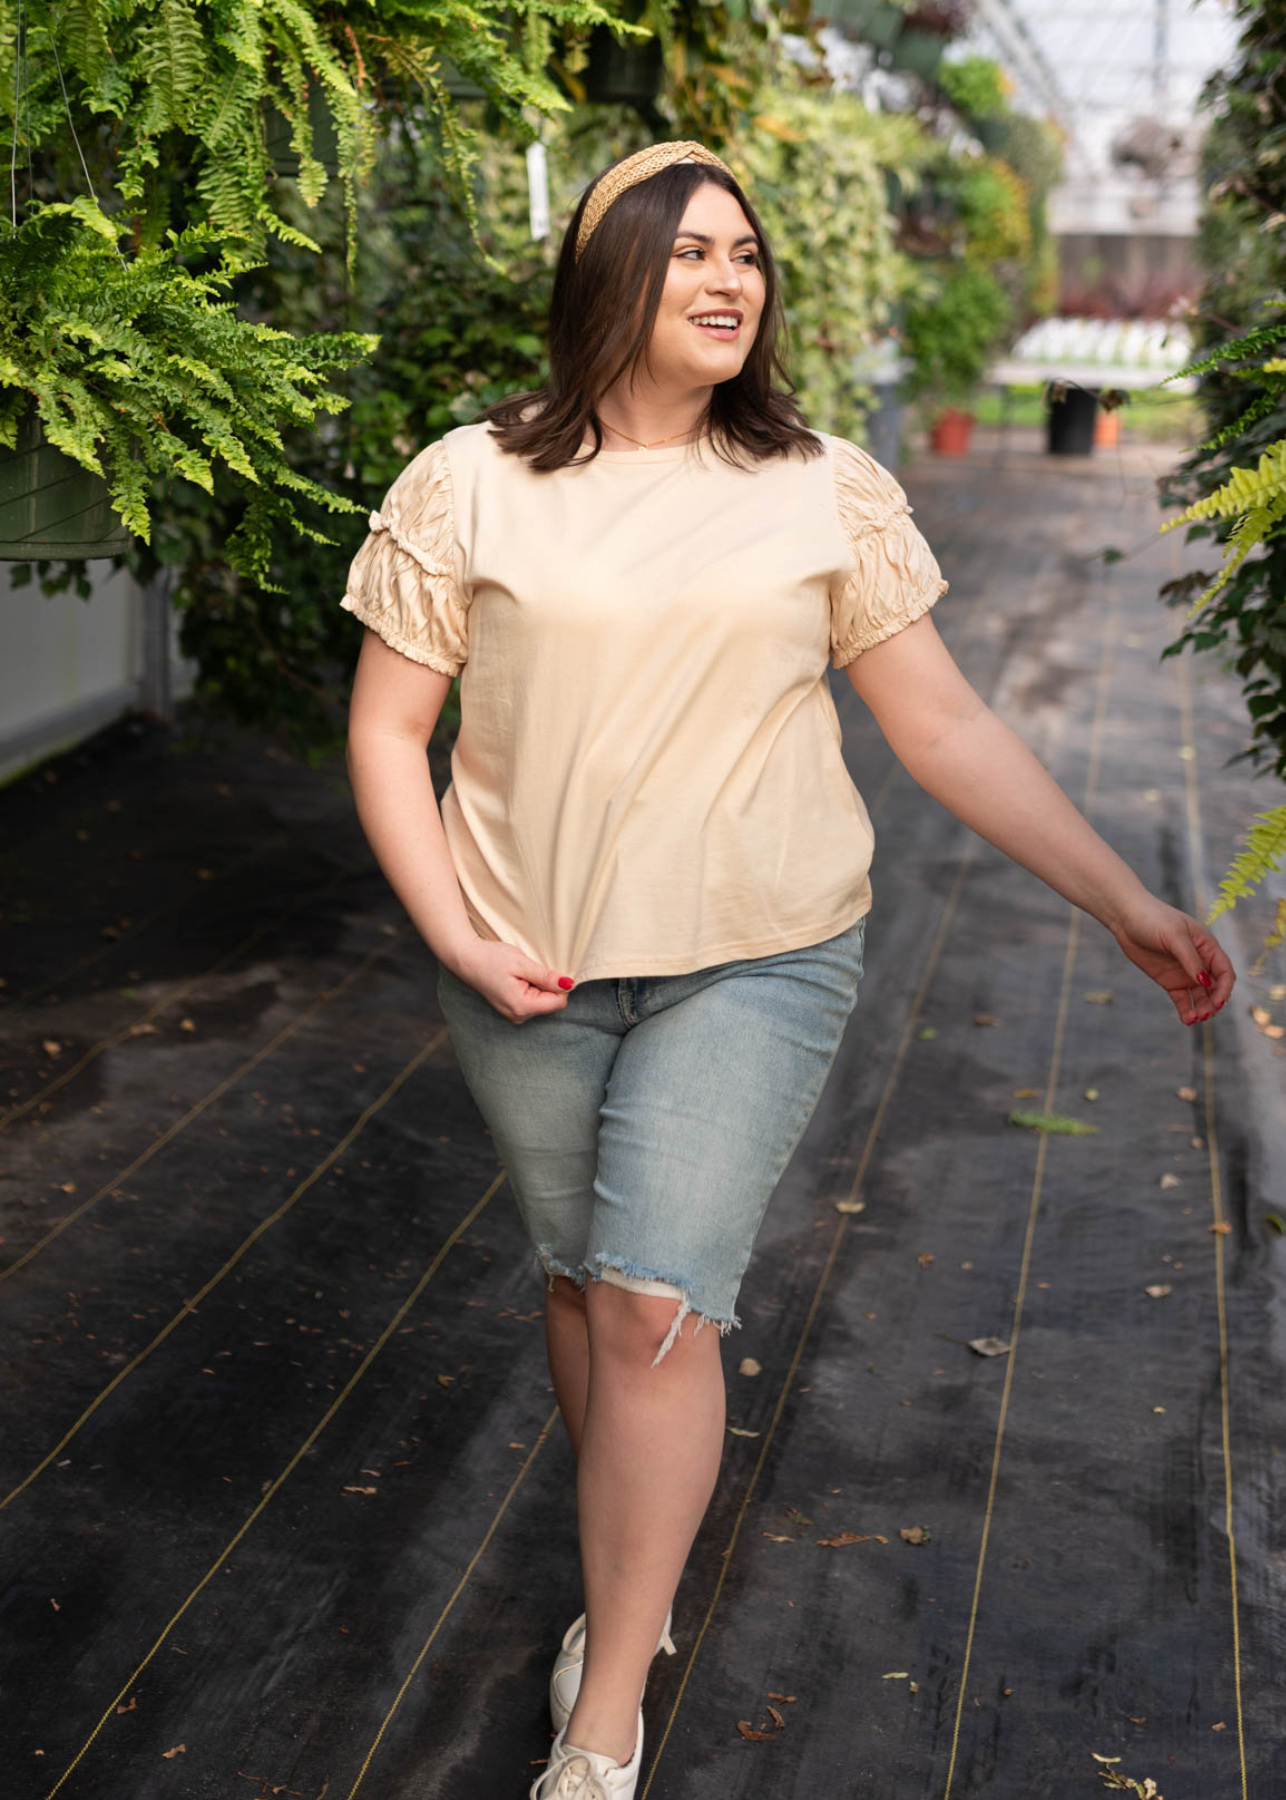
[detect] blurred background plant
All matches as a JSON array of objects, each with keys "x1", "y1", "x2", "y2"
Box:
[{"x1": 1156, "y1": 0, "x2": 1286, "y2": 939}]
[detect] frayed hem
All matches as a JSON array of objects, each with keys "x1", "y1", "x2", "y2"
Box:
[
  {"x1": 535, "y1": 1247, "x2": 587, "y2": 1292},
  {"x1": 588, "y1": 1253, "x2": 739, "y2": 1367}
]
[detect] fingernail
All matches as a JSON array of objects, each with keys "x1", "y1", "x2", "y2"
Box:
[
  {"x1": 558, "y1": 977, "x2": 574, "y2": 990},
  {"x1": 1197, "y1": 971, "x2": 1212, "y2": 989},
  {"x1": 1200, "y1": 1011, "x2": 1211, "y2": 1022}
]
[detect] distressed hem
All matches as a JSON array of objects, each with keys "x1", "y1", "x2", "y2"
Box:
[
  {"x1": 535, "y1": 1247, "x2": 587, "y2": 1290},
  {"x1": 588, "y1": 1253, "x2": 740, "y2": 1367}
]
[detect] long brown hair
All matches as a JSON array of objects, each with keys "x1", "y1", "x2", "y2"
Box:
[{"x1": 485, "y1": 156, "x2": 821, "y2": 471}]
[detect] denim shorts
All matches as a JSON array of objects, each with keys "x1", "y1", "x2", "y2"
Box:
[{"x1": 435, "y1": 914, "x2": 866, "y2": 1364}]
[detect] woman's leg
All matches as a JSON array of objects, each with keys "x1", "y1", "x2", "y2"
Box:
[
  {"x1": 563, "y1": 1283, "x2": 726, "y2": 1763},
  {"x1": 545, "y1": 1274, "x2": 591, "y2": 1456}
]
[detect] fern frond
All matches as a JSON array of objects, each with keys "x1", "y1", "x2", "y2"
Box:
[{"x1": 1209, "y1": 804, "x2": 1286, "y2": 920}]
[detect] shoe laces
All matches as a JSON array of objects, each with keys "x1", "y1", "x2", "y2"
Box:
[{"x1": 530, "y1": 1749, "x2": 612, "y2": 1800}]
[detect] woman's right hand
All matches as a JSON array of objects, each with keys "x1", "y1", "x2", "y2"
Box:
[{"x1": 448, "y1": 938, "x2": 575, "y2": 1024}]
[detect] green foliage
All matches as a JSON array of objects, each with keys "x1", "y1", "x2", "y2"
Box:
[
  {"x1": 0, "y1": 200, "x2": 375, "y2": 577},
  {"x1": 728, "y1": 79, "x2": 930, "y2": 433},
  {"x1": 1156, "y1": 3, "x2": 1286, "y2": 926},
  {"x1": 902, "y1": 262, "x2": 1012, "y2": 410},
  {"x1": 1208, "y1": 804, "x2": 1286, "y2": 922},
  {"x1": 1, "y1": 0, "x2": 636, "y2": 261},
  {"x1": 938, "y1": 53, "x2": 1007, "y2": 120}
]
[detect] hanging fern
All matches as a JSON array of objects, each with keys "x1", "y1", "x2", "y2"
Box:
[{"x1": 0, "y1": 199, "x2": 378, "y2": 579}]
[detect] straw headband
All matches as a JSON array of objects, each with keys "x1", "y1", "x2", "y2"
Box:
[{"x1": 574, "y1": 140, "x2": 737, "y2": 262}]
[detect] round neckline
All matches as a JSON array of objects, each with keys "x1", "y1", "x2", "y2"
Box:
[{"x1": 572, "y1": 433, "x2": 713, "y2": 465}]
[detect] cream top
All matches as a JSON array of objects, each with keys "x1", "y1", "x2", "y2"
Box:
[{"x1": 341, "y1": 420, "x2": 948, "y2": 982}]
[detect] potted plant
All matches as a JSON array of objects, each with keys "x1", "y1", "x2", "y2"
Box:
[
  {"x1": 0, "y1": 200, "x2": 375, "y2": 573},
  {"x1": 902, "y1": 263, "x2": 1013, "y2": 456}
]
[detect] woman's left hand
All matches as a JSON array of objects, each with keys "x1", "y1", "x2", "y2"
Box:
[{"x1": 1109, "y1": 893, "x2": 1236, "y2": 1027}]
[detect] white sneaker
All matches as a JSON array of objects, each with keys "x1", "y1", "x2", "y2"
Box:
[
  {"x1": 529, "y1": 1713, "x2": 644, "y2": 1800},
  {"x1": 549, "y1": 1609, "x2": 675, "y2": 1734}
]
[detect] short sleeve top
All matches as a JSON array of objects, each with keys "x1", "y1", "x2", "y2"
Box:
[{"x1": 341, "y1": 421, "x2": 947, "y2": 982}]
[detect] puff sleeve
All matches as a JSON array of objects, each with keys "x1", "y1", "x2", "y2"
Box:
[
  {"x1": 340, "y1": 439, "x2": 469, "y2": 676},
  {"x1": 828, "y1": 438, "x2": 948, "y2": 670}
]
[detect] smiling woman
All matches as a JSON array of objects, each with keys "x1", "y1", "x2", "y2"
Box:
[{"x1": 338, "y1": 135, "x2": 1235, "y2": 1800}]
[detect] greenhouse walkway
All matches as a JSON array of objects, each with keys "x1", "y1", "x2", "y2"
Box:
[{"x1": 2, "y1": 427, "x2": 1284, "y2": 1800}]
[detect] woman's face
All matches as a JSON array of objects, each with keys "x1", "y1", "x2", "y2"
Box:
[{"x1": 646, "y1": 181, "x2": 765, "y2": 390}]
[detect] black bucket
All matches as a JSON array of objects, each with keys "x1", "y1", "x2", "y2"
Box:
[{"x1": 1047, "y1": 385, "x2": 1099, "y2": 455}]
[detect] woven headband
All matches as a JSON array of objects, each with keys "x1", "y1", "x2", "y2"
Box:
[{"x1": 574, "y1": 140, "x2": 737, "y2": 261}]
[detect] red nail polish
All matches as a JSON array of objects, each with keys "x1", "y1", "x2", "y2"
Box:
[
  {"x1": 558, "y1": 976, "x2": 574, "y2": 990},
  {"x1": 1197, "y1": 971, "x2": 1212, "y2": 989}
]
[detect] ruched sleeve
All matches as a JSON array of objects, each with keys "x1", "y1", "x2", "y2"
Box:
[
  {"x1": 828, "y1": 438, "x2": 948, "y2": 670},
  {"x1": 340, "y1": 439, "x2": 469, "y2": 676}
]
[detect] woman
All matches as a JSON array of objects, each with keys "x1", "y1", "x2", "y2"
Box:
[{"x1": 341, "y1": 141, "x2": 1235, "y2": 1800}]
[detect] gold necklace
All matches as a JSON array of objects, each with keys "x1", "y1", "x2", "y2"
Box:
[{"x1": 599, "y1": 419, "x2": 705, "y2": 452}]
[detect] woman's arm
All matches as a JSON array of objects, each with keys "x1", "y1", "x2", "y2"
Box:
[
  {"x1": 345, "y1": 630, "x2": 574, "y2": 1021},
  {"x1": 843, "y1": 613, "x2": 1236, "y2": 1026}
]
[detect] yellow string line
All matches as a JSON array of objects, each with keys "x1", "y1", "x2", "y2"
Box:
[
  {"x1": 640, "y1": 841, "x2": 976, "y2": 1797},
  {"x1": 1176, "y1": 649, "x2": 1249, "y2": 1800},
  {"x1": 42, "y1": 1168, "x2": 508, "y2": 1800},
  {"x1": 940, "y1": 594, "x2": 1119, "y2": 1798},
  {"x1": 345, "y1": 1405, "x2": 561, "y2": 1800},
  {"x1": 0, "y1": 942, "x2": 387, "y2": 1288},
  {"x1": 0, "y1": 874, "x2": 344, "y2": 1133},
  {"x1": 1, "y1": 1028, "x2": 448, "y2": 1512}
]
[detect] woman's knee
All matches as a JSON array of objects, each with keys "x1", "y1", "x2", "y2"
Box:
[{"x1": 586, "y1": 1277, "x2": 714, "y2": 1369}]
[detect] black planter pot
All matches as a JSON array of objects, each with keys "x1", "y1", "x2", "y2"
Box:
[
  {"x1": 265, "y1": 83, "x2": 340, "y2": 178},
  {"x1": 582, "y1": 27, "x2": 664, "y2": 105},
  {"x1": 0, "y1": 408, "x2": 132, "y2": 560},
  {"x1": 1047, "y1": 385, "x2": 1099, "y2": 456}
]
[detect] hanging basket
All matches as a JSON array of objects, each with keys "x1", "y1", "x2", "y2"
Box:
[
  {"x1": 582, "y1": 27, "x2": 664, "y2": 105},
  {"x1": 265, "y1": 83, "x2": 341, "y2": 179},
  {"x1": 0, "y1": 407, "x2": 132, "y2": 561}
]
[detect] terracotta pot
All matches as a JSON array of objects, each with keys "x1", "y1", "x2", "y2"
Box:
[
  {"x1": 929, "y1": 408, "x2": 974, "y2": 456},
  {"x1": 1093, "y1": 406, "x2": 1120, "y2": 448}
]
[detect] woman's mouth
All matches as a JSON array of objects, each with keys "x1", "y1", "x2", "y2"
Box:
[{"x1": 688, "y1": 312, "x2": 742, "y2": 340}]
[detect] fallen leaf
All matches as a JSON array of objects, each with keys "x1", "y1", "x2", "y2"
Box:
[
  {"x1": 42, "y1": 1039, "x2": 61, "y2": 1058},
  {"x1": 1153, "y1": 1406, "x2": 1166, "y2": 1414},
  {"x1": 1177, "y1": 1085, "x2": 1197, "y2": 1102},
  {"x1": 816, "y1": 1531, "x2": 874, "y2": 1547},
  {"x1": 1208, "y1": 1220, "x2": 1232, "y2": 1235},
  {"x1": 1144, "y1": 1285, "x2": 1173, "y2": 1299},
  {"x1": 50, "y1": 1598, "x2": 61, "y2": 1611},
  {"x1": 1084, "y1": 1088, "x2": 1100, "y2": 1101},
  {"x1": 917, "y1": 1026, "x2": 937, "y2": 1040},
  {"x1": 1083, "y1": 990, "x2": 1114, "y2": 1004},
  {"x1": 1012, "y1": 1086, "x2": 1040, "y2": 1097},
  {"x1": 1010, "y1": 1109, "x2": 1099, "y2": 1135},
  {"x1": 899, "y1": 1525, "x2": 931, "y2": 1545},
  {"x1": 762, "y1": 1532, "x2": 792, "y2": 1542},
  {"x1": 1159, "y1": 1173, "x2": 1181, "y2": 1189},
  {"x1": 736, "y1": 1720, "x2": 775, "y2": 1742},
  {"x1": 1211, "y1": 1721, "x2": 1227, "y2": 1731},
  {"x1": 161, "y1": 1745, "x2": 186, "y2": 1760},
  {"x1": 437, "y1": 1374, "x2": 454, "y2": 1387},
  {"x1": 179, "y1": 1018, "x2": 196, "y2": 1033},
  {"x1": 739, "y1": 1357, "x2": 762, "y2": 1377},
  {"x1": 786, "y1": 1506, "x2": 812, "y2": 1526},
  {"x1": 128, "y1": 1021, "x2": 159, "y2": 1037},
  {"x1": 116, "y1": 1697, "x2": 137, "y2": 1714},
  {"x1": 342, "y1": 1485, "x2": 377, "y2": 1496},
  {"x1": 1128, "y1": 1716, "x2": 1147, "y2": 1724},
  {"x1": 1251, "y1": 1005, "x2": 1271, "y2": 1025},
  {"x1": 917, "y1": 1252, "x2": 935, "y2": 1267},
  {"x1": 881, "y1": 1671, "x2": 909, "y2": 1680},
  {"x1": 969, "y1": 1336, "x2": 1011, "y2": 1357},
  {"x1": 767, "y1": 1693, "x2": 796, "y2": 1703},
  {"x1": 766, "y1": 1703, "x2": 786, "y2": 1729},
  {"x1": 834, "y1": 1198, "x2": 866, "y2": 1214},
  {"x1": 972, "y1": 1014, "x2": 1000, "y2": 1027},
  {"x1": 1092, "y1": 1755, "x2": 1122, "y2": 1766},
  {"x1": 1264, "y1": 1212, "x2": 1285, "y2": 1234},
  {"x1": 910, "y1": 1680, "x2": 919, "y2": 1693},
  {"x1": 728, "y1": 1426, "x2": 760, "y2": 1438}
]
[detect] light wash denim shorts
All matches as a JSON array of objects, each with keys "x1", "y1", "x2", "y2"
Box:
[{"x1": 435, "y1": 914, "x2": 866, "y2": 1364}]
